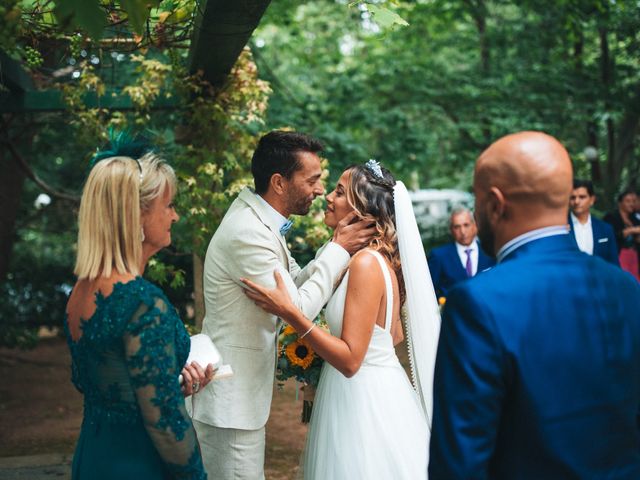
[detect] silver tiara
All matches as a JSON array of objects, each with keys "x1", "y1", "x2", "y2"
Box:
[{"x1": 364, "y1": 159, "x2": 383, "y2": 179}]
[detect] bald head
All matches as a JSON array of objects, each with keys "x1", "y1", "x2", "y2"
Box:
[
  {"x1": 476, "y1": 131, "x2": 572, "y2": 208},
  {"x1": 473, "y1": 131, "x2": 573, "y2": 256}
]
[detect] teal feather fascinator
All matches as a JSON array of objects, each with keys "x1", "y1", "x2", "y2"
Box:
[{"x1": 89, "y1": 128, "x2": 154, "y2": 169}]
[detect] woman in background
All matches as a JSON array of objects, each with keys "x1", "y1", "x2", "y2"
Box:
[
  {"x1": 65, "y1": 144, "x2": 212, "y2": 479},
  {"x1": 605, "y1": 190, "x2": 640, "y2": 281}
]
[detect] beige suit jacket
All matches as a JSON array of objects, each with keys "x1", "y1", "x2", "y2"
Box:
[{"x1": 191, "y1": 188, "x2": 350, "y2": 430}]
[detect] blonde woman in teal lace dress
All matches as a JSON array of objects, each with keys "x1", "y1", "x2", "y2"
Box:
[{"x1": 64, "y1": 147, "x2": 213, "y2": 479}]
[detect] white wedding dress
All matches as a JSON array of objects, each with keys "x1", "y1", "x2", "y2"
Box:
[{"x1": 301, "y1": 250, "x2": 429, "y2": 479}]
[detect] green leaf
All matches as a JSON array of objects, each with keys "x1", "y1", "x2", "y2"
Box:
[
  {"x1": 366, "y1": 4, "x2": 409, "y2": 29},
  {"x1": 53, "y1": 0, "x2": 106, "y2": 39},
  {"x1": 120, "y1": 0, "x2": 155, "y2": 35},
  {"x1": 280, "y1": 333, "x2": 298, "y2": 346},
  {"x1": 170, "y1": 270, "x2": 186, "y2": 289}
]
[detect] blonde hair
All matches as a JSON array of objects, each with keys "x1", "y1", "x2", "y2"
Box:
[
  {"x1": 345, "y1": 164, "x2": 405, "y2": 305},
  {"x1": 74, "y1": 152, "x2": 177, "y2": 280}
]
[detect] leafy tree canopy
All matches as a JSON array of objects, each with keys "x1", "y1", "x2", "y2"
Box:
[
  {"x1": 254, "y1": 0, "x2": 639, "y2": 201},
  {"x1": 1, "y1": 0, "x2": 639, "y2": 347}
]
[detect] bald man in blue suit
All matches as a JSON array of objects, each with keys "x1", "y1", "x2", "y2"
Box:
[{"x1": 429, "y1": 132, "x2": 640, "y2": 479}]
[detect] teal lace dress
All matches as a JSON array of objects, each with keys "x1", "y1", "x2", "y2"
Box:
[{"x1": 64, "y1": 277, "x2": 207, "y2": 479}]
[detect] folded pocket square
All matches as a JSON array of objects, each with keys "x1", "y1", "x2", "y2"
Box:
[{"x1": 597, "y1": 238, "x2": 609, "y2": 243}]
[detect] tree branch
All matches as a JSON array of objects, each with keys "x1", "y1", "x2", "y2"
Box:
[{"x1": 3, "y1": 140, "x2": 80, "y2": 204}]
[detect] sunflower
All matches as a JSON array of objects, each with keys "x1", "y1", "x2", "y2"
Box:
[{"x1": 285, "y1": 338, "x2": 315, "y2": 369}]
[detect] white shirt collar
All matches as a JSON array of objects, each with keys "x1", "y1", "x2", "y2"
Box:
[
  {"x1": 496, "y1": 225, "x2": 569, "y2": 263},
  {"x1": 570, "y1": 211, "x2": 591, "y2": 227},
  {"x1": 255, "y1": 193, "x2": 289, "y2": 231},
  {"x1": 570, "y1": 212, "x2": 594, "y2": 255},
  {"x1": 455, "y1": 239, "x2": 477, "y2": 252}
]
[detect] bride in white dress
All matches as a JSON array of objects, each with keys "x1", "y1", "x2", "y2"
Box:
[{"x1": 242, "y1": 161, "x2": 441, "y2": 479}]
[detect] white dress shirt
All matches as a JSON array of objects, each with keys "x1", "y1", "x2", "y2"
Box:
[
  {"x1": 455, "y1": 240, "x2": 479, "y2": 276},
  {"x1": 570, "y1": 212, "x2": 594, "y2": 255},
  {"x1": 255, "y1": 193, "x2": 289, "y2": 234}
]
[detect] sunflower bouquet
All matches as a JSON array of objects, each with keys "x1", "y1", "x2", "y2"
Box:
[{"x1": 276, "y1": 319, "x2": 326, "y2": 423}]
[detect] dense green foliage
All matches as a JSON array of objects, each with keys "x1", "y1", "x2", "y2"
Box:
[
  {"x1": 1, "y1": 0, "x2": 639, "y2": 347},
  {"x1": 254, "y1": 0, "x2": 640, "y2": 201},
  {"x1": 1, "y1": 1, "x2": 271, "y2": 346}
]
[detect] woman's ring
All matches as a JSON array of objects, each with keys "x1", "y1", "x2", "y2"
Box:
[{"x1": 192, "y1": 382, "x2": 200, "y2": 393}]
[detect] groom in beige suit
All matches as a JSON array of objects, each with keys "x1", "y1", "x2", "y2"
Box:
[{"x1": 191, "y1": 131, "x2": 373, "y2": 479}]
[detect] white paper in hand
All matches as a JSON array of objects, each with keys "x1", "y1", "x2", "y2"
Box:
[{"x1": 179, "y1": 334, "x2": 233, "y2": 383}]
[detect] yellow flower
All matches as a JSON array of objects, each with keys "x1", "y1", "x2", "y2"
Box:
[
  {"x1": 282, "y1": 324, "x2": 296, "y2": 336},
  {"x1": 438, "y1": 297, "x2": 446, "y2": 306},
  {"x1": 278, "y1": 324, "x2": 297, "y2": 346},
  {"x1": 285, "y1": 338, "x2": 315, "y2": 369}
]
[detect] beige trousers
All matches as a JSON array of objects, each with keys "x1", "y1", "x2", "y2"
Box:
[{"x1": 193, "y1": 419, "x2": 266, "y2": 480}]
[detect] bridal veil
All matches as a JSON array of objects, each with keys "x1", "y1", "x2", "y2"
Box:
[{"x1": 394, "y1": 181, "x2": 442, "y2": 428}]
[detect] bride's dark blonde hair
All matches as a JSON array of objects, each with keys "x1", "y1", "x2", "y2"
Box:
[{"x1": 345, "y1": 164, "x2": 405, "y2": 304}]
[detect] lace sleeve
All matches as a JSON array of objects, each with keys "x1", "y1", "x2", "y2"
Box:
[{"x1": 124, "y1": 297, "x2": 207, "y2": 480}]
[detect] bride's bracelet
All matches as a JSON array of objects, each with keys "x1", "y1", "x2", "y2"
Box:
[{"x1": 300, "y1": 324, "x2": 316, "y2": 339}]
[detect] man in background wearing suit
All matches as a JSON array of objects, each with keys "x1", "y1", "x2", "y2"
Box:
[
  {"x1": 568, "y1": 178, "x2": 619, "y2": 265},
  {"x1": 429, "y1": 131, "x2": 640, "y2": 479},
  {"x1": 192, "y1": 131, "x2": 373, "y2": 479},
  {"x1": 428, "y1": 208, "x2": 494, "y2": 298}
]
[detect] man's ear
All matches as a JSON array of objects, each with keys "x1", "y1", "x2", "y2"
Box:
[
  {"x1": 270, "y1": 173, "x2": 286, "y2": 195},
  {"x1": 589, "y1": 195, "x2": 596, "y2": 208},
  {"x1": 488, "y1": 186, "x2": 506, "y2": 224}
]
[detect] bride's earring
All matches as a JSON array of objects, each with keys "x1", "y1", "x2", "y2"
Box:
[{"x1": 140, "y1": 227, "x2": 145, "y2": 242}]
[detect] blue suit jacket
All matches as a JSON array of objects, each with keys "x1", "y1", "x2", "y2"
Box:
[
  {"x1": 428, "y1": 241, "x2": 495, "y2": 297},
  {"x1": 430, "y1": 234, "x2": 640, "y2": 479},
  {"x1": 568, "y1": 214, "x2": 620, "y2": 266}
]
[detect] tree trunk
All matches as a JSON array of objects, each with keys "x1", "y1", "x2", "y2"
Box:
[
  {"x1": 466, "y1": 0, "x2": 491, "y2": 144},
  {"x1": 572, "y1": 26, "x2": 603, "y2": 184},
  {"x1": 609, "y1": 92, "x2": 640, "y2": 197},
  {"x1": 598, "y1": 26, "x2": 618, "y2": 209},
  {"x1": 192, "y1": 252, "x2": 205, "y2": 331},
  {"x1": 0, "y1": 145, "x2": 26, "y2": 282}
]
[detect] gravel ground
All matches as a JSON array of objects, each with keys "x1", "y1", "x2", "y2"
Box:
[{"x1": 0, "y1": 337, "x2": 307, "y2": 479}]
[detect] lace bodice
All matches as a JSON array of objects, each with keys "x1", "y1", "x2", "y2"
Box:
[
  {"x1": 324, "y1": 250, "x2": 400, "y2": 369},
  {"x1": 64, "y1": 277, "x2": 206, "y2": 479}
]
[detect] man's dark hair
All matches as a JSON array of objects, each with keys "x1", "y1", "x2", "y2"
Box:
[
  {"x1": 573, "y1": 179, "x2": 595, "y2": 196},
  {"x1": 251, "y1": 131, "x2": 324, "y2": 194},
  {"x1": 617, "y1": 189, "x2": 637, "y2": 203}
]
